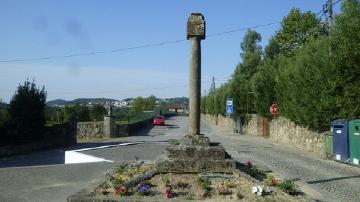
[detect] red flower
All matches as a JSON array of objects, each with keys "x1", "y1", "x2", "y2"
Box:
[
  {"x1": 164, "y1": 185, "x2": 173, "y2": 199},
  {"x1": 165, "y1": 190, "x2": 173, "y2": 198},
  {"x1": 271, "y1": 178, "x2": 278, "y2": 186}
]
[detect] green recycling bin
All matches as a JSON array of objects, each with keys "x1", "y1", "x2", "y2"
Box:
[
  {"x1": 323, "y1": 131, "x2": 333, "y2": 156},
  {"x1": 349, "y1": 119, "x2": 360, "y2": 165}
]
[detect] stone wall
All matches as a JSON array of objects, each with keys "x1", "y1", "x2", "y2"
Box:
[
  {"x1": 202, "y1": 113, "x2": 236, "y2": 129},
  {"x1": 268, "y1": 116, "x2": 325, "y2": 155},
  {"x1": 202, "y1": 113, "x2": 325, "y2": 156},
  {"x1": 77, "y1": 118, "x2": 152, "y2": 139},
  {"x1": 77, "y1": 122, "x2": 105, "y2": 139},
  {"x1": 0, "y1": 122, "x2": 77, "y2": 158}
]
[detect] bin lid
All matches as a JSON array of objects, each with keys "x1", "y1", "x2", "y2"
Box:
[
  {"x1": 349, "y1": 119, "x2": 360, "y2": 124},
  {"x1": 332, "y1": 119, "x2": 348, "y2": 125}
]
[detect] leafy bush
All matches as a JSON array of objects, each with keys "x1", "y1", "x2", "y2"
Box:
[
  {"x1": 169, "y1": 139, "x2": 180, "y2": 145},
  {"x1": 276, "y1": 179, "x2": 298, "y2": 195},
  {"x1": 8, "y1": 79, "x2": 47, "y2": 144}
]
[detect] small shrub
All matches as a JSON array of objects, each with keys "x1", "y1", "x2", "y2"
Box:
[
  {"x1": 185, "y1": 193, "x2": 195, "y2": 200},
  {"x1": 114, "y1": 186, "x2": 127, "y2": 197},
  {"x1": 217, "y1": 183, "x2": 232, "y2": 195},
  {"x1": 115, "y1": 163, "x2": 129, "y2": 174},
  {"x1": 265, "y1": 174, "x2": 278, "y2": 186},
  {"x1": 197, "y1": 176, "x2": 211, "y2": 192},
  {"x1": 224, "y1": 179, "x2": 236, "y2": 188},
  {"x1": 169, "y1": 139, "x2": 180, "y2": 145},
  {"x1": 277, "y1": 179, "x2": 298, "y2": 195},
  {"x1": 236, "y1": 191, "x2": 245, "y2": 199}
]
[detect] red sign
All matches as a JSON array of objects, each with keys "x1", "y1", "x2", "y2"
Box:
[{"x1": 270, "y1": 104, "x2": 279, "y2": 115}]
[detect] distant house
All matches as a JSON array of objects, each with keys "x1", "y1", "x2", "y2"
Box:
[{"x1": 168, "y1": 102, "x2": 187, "y2": 114}]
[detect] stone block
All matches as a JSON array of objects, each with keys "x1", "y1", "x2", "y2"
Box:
[
  {"x1": 180, "y1": 134, "x2": 209, "y2": 147},
  {"x1": 155, "y1": 158, "x2": 235, "y2": 173},
  {"x1": 165, "y1": 145, "x2": 225, "y2": 160},
  {"x1": 187, "y1": 13, "x2": 205, "y2": 39}
]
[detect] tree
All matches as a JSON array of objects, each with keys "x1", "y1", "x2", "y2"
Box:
[
  {"x1": 274, "y1": 8, "x2": 327, "y2": 57},
  {"x1": 252, "y1": 58, "x2": 278, "y2": 118},
  {"x1": 131, "y1": 97, "x2": 146, "y2": 114},
  {"x1": 330, "y1": 0, "x2": 360, "y2": 119},
  {"x1": 231, "y1": 29, "x2": 262, "y2": 115},
  {"x1": 90, "y1": 104, "x2": 107, "y2": 121},
  {"x1": 264, "y1": 37, "x2": 280, "y2": 59},
  {"x1": 63, "y1": 103, "x2": 90, "y2": 122},
  {"x1": 276, "y1": 38, "x2": 336, "y2": 131},
  {"x1": 8, "y1": 79, "x2": 47, "y2": 143},
  {"x1": 144, "y1": 95, "x2": 156, "y2": 111}
]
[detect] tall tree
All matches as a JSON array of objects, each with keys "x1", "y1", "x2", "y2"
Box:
[
  {"x1": 330, "y1": 0, "x2": 360, "y2": 119},
  {"x1": 8, "y1": 79, "x2": 47, "y2": 143},
  {"x1": 90, "y1": 104, "x2": 107, "y2": 121},
  {"x1": 232, "y1": 29, "x2": 262, "y2": 115},
  {"x1": 274, "y1": 8, "x2": 327, "y2": 57}
]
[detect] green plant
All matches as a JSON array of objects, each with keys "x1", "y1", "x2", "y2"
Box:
[
  {"x1": 277, "y1": 179, "x2": 298, "y2": 195},
  {"x1": 236, "y1": 191, "x2": 244, "y2": 199},
  {"x1": 103, "y1": 182, "x2": 112, "y2": 189},
  {"x1": 265, "y1": 174, "x2": 278, "y2": 186},
  {"x1": 197, "y1": 176, "x2": 211, "y2": 192},
  {"x1": 169, "y1": 139, "x2": 180, "y2": 145},
  {"x1": 185, "y1": 192, "x2": 195, "y2": 200},
  {"x1": 161, "y1": 173, "x2": 173, "y2": 188},
  {"x1": 224, "y1": 179, "x2": 236, "y2": 188},
  {"x1": 217, "y1": 183, "x2": 232, "y2": 195},
  {"x1": 115, "y1": 163, "x2": 129, "y2": 174},
  {"x1": 113, "y1": 176, "x2": 124, "y2": 186}
]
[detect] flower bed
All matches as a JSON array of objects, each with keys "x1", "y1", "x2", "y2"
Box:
[{"x1": 89, "y1": 160, "x2": 309, "y2": 201}]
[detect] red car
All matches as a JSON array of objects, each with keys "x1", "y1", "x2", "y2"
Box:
[{"x1": 153, "y1": 115, "x2": 165, "y2": 125}]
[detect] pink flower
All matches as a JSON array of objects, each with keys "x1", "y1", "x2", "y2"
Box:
[
  {"x1": 164, "y1": 185, "x2": 173, "y2": 199},
  {"x1": 165, "y1": 190, "x2": 173, "y2": 198},
  {"x1": 245, "y1": 160, "x2": 253, "y2": 167}
]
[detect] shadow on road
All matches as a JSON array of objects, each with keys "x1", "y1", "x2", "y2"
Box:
[
  {"x1": 0, "y1": 139, "x2": 171, "y2": 168},
  {"x1": 307, "y1": 175, "x2": 360, "y2": 184},
  {"x1": 165, "y1": 124, "x2": 180, "y2": 129},
  {"x1": 0, "y1": 149, "x2": 66, "y2": 168}
]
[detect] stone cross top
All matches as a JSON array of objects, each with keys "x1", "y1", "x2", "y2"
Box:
[{"x1": 187, "y1": 13, "x2": 205, "y2": 136}]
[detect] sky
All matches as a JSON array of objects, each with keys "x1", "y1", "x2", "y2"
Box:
[{"x1": 0, "y1": 0, "x2": 342, "y2": 103}]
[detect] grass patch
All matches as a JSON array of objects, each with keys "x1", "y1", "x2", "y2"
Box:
[
  {"x1": 276, "y1": 179, "x2": 298, "y2": 195},
  {"x1": 169, "y1": 139, "x2": 180, "y2": 145}
]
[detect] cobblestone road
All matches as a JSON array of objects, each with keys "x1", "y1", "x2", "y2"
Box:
[{"x1": 201, "y1": 118, "x2": 360, "y2": 202}]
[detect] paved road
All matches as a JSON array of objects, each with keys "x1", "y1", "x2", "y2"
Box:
[
  {"x1": 201, "y1": 118, "x2": 360, "y2": 202},
  {"x1": 1, "y1": 115, "x2": 360, "y2": 202},
  {"x1": 0, "y1": 116, "x2": 187, "y2": 202}
]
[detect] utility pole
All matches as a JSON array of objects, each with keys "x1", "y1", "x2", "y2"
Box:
[
  {"x1": 210, "y1": 76, "x2": 216, "y2": 93},
  {"x1": 328, "y1": 0, "x2": 333, "y2": 32}
]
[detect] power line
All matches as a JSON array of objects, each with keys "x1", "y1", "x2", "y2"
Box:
[
  {"x1": 0, "y1": 79, "x2": 227, "y2": 94},
  {"x1": 0, "y1": 22, "x2": 280, "y2": 63},
  {"x1": 332, "y1": 0, "x2": 342, "y2": 6}
]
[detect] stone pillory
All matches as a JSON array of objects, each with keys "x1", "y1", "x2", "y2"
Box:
[
  {"x1": 187, "y1": 13, "x2": 205, "y2": 136},
  {"x1": 187, "y1": 13, "x2": 206, "y2": 40},
  {"x1": 155, "y1": 12, "x2": 235, "y2": 173}
]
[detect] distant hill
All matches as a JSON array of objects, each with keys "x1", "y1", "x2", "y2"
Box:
[
  {"x1": 46, "y1": 99, "x2": 67, "y2": 106},
  {"x1": 46, "y1": 98, "x2": 118, "y2": 106},
  {"x1": 164, "y1": 97, "x2": 189, "y2": 103}
]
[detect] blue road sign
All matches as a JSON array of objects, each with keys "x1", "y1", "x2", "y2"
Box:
[
  {"x1": 226, "y1": 106, "x2": 233, "y2": 114},
  {"x1": 226, "y1": 98, "x2": 233, "y2": 114}
]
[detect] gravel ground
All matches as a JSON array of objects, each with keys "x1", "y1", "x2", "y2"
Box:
[{"x1": 201, "y1": 118, "x2": 360, "y2": 202}]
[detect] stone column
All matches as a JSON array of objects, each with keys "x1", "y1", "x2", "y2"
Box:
[
  {"x1": 104, "y1": 102, "x2": 115, "y2": 137},
  {"x1": 187, "y1": 13, "x2": 205, "y2": 136}
]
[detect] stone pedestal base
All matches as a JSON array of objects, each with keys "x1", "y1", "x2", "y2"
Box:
[{"x1": 155, "y1": 134, "x2": 236, "y2": 173}]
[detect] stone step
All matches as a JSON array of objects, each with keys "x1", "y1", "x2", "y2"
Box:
[
  {"x1": 155, "y1": 158, "x2": 236, "y2": 173},
  {"x1": 165, "y1": 145, "x2": 226, "y2": 160}
]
